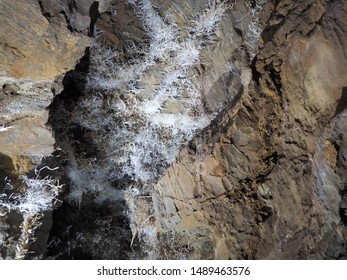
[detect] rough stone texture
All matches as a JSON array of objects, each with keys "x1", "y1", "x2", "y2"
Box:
[
  {"x1": 1, "y1": 0, "x2": 347, "y2": 260},
  {"x1": 0, "y1": 0, "x2": 103, "y2": 259},
  {"x1": 0, "y1": 0, "x2": 102, "y2": 79},
  {"x1": 0, "y1": 0, "x2": 103, "y2": 177},
  {"x1": 0, "y1": 78, "x2": 55, "y2": 177},
  {"x1": 95, "y1": 0, "x2": 251, "y2": 111},
  {"x1": 151, "y1": 0, "x2": 347, "y2": 259},
  {"x1": 43, "y1": 0, "x2": 263, "y2": 260},
  {"x1": 96, "y1": 1, "x2": 146, "y2": 48},
  {"x1": 0, "y1": 78, "x2": 56, "y2": 259},
  {"x1": 0, "y1": 0, "x2": 107, "y2": 180},
  {"x1": 39, "y1": 0, "x2": 110, "y2": 33},
  {"x1": 44, "y1": 0, "x2": 347, "y2": 260}
]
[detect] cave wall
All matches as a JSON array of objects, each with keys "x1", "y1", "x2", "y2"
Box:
[
  {"x1": 0, "y1": 0, "x2": 110, "y2": 79},
  {"x1": 0, "y1": 0, "x2": 346, "y2": 260},
  {"x1": 151, "y1": 0, "x2": 347, "y2": 259},
  {"x1": 0, "y1": 0, "x2": 109, "y2": 259}
]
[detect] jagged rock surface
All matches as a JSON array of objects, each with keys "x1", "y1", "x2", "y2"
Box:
[
  {"x1": 0, "y1": 0, "x2": 106, "y2": 176},
  {"x1": 151, "y1": 0, "x2": 347, "y2": 259},
  {"x1": 45, "y1": 0, "x2": 261, "y2": 259},
  {"x1": 0, "y1": 0, "x2": 105, "y2": 79},
  {"x1": 0, "y1": 0, "x2": 107, "y2": 259},
  {"x1": 0, "y1": 0, "x2": 346, "y2": 260}
]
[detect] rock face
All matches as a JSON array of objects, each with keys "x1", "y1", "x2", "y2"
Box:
[
  {"x1": 0, "y1": 0, "x2": 104, "y2": 79},
  {"x1": 45, "y1": 0, "x2": 263, "y2": 259},
  {"x1": 0, "y1": 0, "x2": 107, "y2": 259},
  {"x1": 0, "y1": 0, "x2": 107, "y2": 177},
  {"x1": 0, "y1": 0, "x2": 109, "y2": 181},
  {"x1": 151, "y1": 0, "x2": 347, "y2": 259},
  {"x1": 0, "y1": 78, "x2": 55, "y2": 178},
  {"x1": 1, "y1": 0, "x2": 347, "y2": 260}
]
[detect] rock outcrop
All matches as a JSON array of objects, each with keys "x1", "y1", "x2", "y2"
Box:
[
  {"x1": 151, "y1": 0, "x2": 347, "y2": 259},
  {"x1": 1, "y1": 0, "x2": 346, "y2": 260},
  {"x1": 0, "y1": 0, "x2": 112, "y2": 79},
  {"x1": 45, "y1": 0, "x2": 263, "y2": 259},
  {"x1": 0, "y1": 0, "x2": 110, "y2": 177},
  {"x1": 0, "y1": 0, "x2": 108, "y2": 259}
]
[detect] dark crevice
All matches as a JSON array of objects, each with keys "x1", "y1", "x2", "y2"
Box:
[
  {"x1": 261, "y1": 18, "x2": 284, "y2": 44},
  {"x1": 68, "y1": 0, "x2": 77, "y2": 13},
  {"x1": 46, "y1": 198, "x2": 131, "y2": 259},
  {"x1": 49, "y1": 47, "x2": 90, "y2": 111},
  {"x1": 89, "y1": 1, "x2": 101, "y2": 37},
  {"x1": 38, "y1": 0, "x2": 52, "y2": 21},
  {"x1": 265, "y1": 63, "x2": 282, "y2": 93},
  {"x1": 46, "y1": 48, "x2": 133, "y2": 259},
  {"x1": 255, "y1": 173, "x2": 270, "y2": 184},
  {"x1": 239, "y1": 177, "x2": 253, "y2": 185},
  {"x1": 60, "y1": 11, "x2": 74, "y2": 32},
  {"x1": 257, "y1": 205, "x2": 273, "y2": 222},
  {"x1": 263, "y1": 151, "x2": 284, "y2": 165},
  {"x1": 255, "y1": 161, "x2": 277, "y2": 184},
  {"x1": 250, "y1": 55, "x2": 261, "y2": 86},
  {"x1": 339, "y1": 181, "x2": 347, "y2": 227},
  {"x1": 335, "y1": 86, "x2": 347, "y2": 116},
  {"x1": 339, "y1": 207, "x2": 347, "y2": 226}
]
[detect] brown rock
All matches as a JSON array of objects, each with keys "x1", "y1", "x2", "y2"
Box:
[
  {"x1": 151, "y1": 0, "x2": 347, "y2": 259},
  {"x1": 0, "y1": 0, "x2": 94, "y2": 79}
]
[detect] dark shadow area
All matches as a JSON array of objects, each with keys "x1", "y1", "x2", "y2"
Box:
[
  {"x1": 339, "y1": 206, "x2": 347, "y2": 226},
  {"x1": 89, "y1": 1, "x2": 101, "y2": 36},
  {"x1": 49, "y1": 47, "x2": 90, "y2": 111},
  {"x1": 46, "y1": 47, "x2": 133, "y2": 259},
  {"x1": 0, "y1": 152, "x2": 15, "y2": 185},
  {"x1": 339, "y1": 181, "x2": 347, "y2": 226},
  {"x1": 46, "y1": 196, "x2": 131, "y2": 259},
  {"x1": 335, "y1": 86, "x2": 347, "y2": 116}
]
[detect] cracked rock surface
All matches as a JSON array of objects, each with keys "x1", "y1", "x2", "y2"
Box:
[
  {"x1": 151, "y1": 0, "x2": 347, "y2": 259},
  {"x1": 0, "y1": 0, "x2": 99, "y2": 79},
  {"x1": 0, "y1": 0, "x2": 347, "y2": 260},
  {"x1": 0, "y1": 0, "x2": 108, "y2": 259}
]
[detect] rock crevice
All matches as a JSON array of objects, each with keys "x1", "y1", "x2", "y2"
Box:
[{"x1": 1, "y1": 0, "x2": 347, "y2": 260}]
